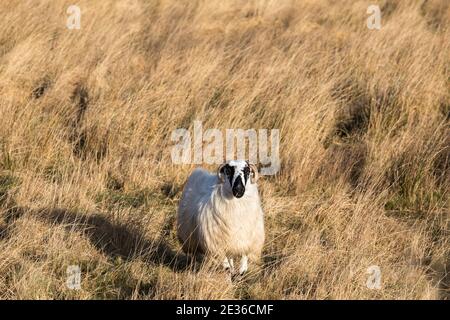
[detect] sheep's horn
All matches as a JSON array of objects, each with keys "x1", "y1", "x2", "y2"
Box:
[
  {"x1": 217, "y1": 163, "x2": 226, "y2": 182},
  {"x1": 249, "y1": 163, "x2": 259, "y2": 183}
]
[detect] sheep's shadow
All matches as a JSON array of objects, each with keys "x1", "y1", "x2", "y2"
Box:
[
  {"x1": 0, "y1": 205, "x2": 26, "y2": 240},
  {"x1": 2, "y1": 206, "x2": 192, "y2": 272}
]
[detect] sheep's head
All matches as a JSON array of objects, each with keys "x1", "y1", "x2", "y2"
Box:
[{"x1": 217, "y1": 160, "x2": 259, "y2": 198}]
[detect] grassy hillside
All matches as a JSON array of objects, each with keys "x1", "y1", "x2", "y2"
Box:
[{"x1": 0, "y1": 0, "x2": 448, "y2": 299}]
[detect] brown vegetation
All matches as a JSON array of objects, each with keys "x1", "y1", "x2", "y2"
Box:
[{"x1": 0, "y1": 0, "x2": 448, "y2": 299}]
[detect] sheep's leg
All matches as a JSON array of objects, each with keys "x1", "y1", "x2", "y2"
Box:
[
  {"x1": 239, "y1": 255, "x2": 248, "y2": 275},
  {"x1": 223, "y1": 257, "x2": 230, "y2": 269},
  {"x1": 223, "y1": 257, "x2": 234, "y2": 273}
]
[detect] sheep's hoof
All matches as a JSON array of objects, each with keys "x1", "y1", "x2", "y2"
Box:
[
  {"x1": 224, "y1": 266, "x2": 233, "y2": 275},
  {"x1": 239, "y1": 267, "x2": 248, "y2": 276},
  {"x1": 230, "y1": 270, "x2": 247, "y2": 282}
]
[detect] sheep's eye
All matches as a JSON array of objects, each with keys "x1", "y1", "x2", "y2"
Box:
[{"x1": 222, "y1": 165, "x2": 232, "y2": 176}]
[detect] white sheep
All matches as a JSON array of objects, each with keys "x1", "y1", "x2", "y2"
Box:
[{"x1": 177, "y1": 160, "x2": 264, "y2": 275}]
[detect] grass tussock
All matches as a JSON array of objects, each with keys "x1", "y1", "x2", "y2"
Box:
[{"x1": 0, "y1": 0, "x2": 449, "y2": 299}]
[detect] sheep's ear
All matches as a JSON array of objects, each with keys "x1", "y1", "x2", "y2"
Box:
[
  {"x1": 249, "y1": 163, "x2": 259, "y2": 184},
  {"x1": 217, "y1": 163, "x2": 227, "y2": 183}
]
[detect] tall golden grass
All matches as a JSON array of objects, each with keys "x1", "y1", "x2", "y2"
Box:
[{"x1": 0, "y1": 0, "x2": 448, "y2": 299}]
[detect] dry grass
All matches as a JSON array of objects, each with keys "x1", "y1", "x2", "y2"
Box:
[{"x1": 0, "y1": 0, "x2": 449, "y2": 299}]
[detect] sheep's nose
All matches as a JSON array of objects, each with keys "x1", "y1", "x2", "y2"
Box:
[{"x1": 232, "y1": 177, "x2": 245, "y2": 198}]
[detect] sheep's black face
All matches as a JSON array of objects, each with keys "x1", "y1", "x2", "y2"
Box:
[
  {"x1": 220, "y1": 160, "x2": 250, "y2": 198},
  {"x1": 232, "y1": 175, "x2": 245, "y2": 198}
]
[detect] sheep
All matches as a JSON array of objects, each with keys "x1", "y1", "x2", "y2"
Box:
[{"x1": 177, "y1": 160, "x2": 264, "y2": 275}]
